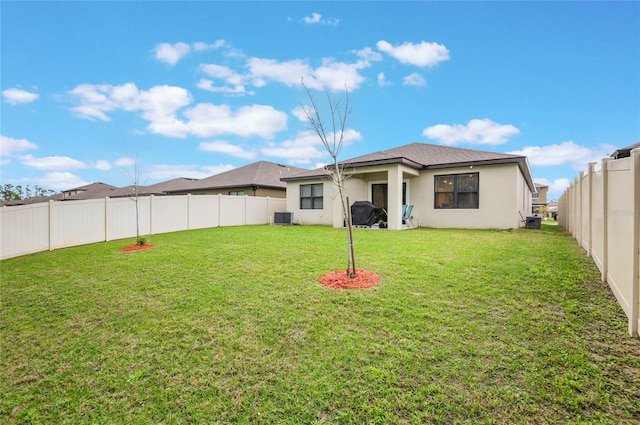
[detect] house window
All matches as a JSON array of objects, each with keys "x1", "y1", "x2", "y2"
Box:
[
  {"x1": 300, "y1": 183, "x2": 323, "y2": 209},
  {"x1": 532, "y1": 191, "x2": 539, "y2": 199},
  {"x1": 229, "y1": 190, "x2": 245, "y2": 196},
  {"x1": 434, "y1": 173, "x2": 479, "y2": 209}
]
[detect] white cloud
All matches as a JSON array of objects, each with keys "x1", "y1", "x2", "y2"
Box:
[
  {"x1": 377, "y1": 72, "x2": 391, "y2": 87},
  {"x1": 19, "y1": 154, "x2": 87, "y2": 171},
  {"x1": 115, "y1": 157, "x2": 136, "y2": 167},
  {"x1": 403, "y1": 73, "x2": 426, "y2": 87},
  {"x1": 301, "y1": 12, "x2": 340, "y2": 26},
  {"x1": 355, "y1": 47, "x2": 383, "y2": 62},
  {"x1": 198, "y1": 141, "x2": 257, "y2": 160},
  {"x1": 247, "y1": 56, "x2": 368, "y2": 91},
  {"x1": 247, "y1": 57, "x2": 315, "y2": 87},
  {"x1": 69, "y1": 82, "x2": 287, "y2": 139},
  {"x1": 147, "y1": 163, "x2": 234, "y2": 180},
  {"x1": 34, "y1": 172, "x2": 88, "y2": 190},
  {"x1": 200, "y1": 64, "x2": 246, "y2": 85},
  {"x1": 93, "y1": 160, "x2": 112, "y2": 171},
  {"x1": 534, "y1": 177, "x2": 571, "y2": 195},
  {"x1": 377, "y1": 40, "x2": 450, "y2": 67},
  {"x1": 184, "y1": 103, "x2": 287, "y2": 139},
  {"x1": 508, "y1": 141, "x2": 613, "y2": 168},
  {"x1": 193, "y1": 40, "x2": 226, "y2": 51},
  {"x1": 261, "y1": 128, "x2": 362, "y2": 165},
  {"x1": 303, "y1": 12, "x2": 322, "y2": 24},
  {"x1": 423, "y1": 119, "x2": 520, "y2": 146},
  {"x1": 2, "y1": 88, "x2": 39, "y2": 105},
  {"x1": 197, "y1": 79, "x2": 254, "y2": 96},
  {"x1": 200, "y1": 164, "x2": 236, "y2": 176},
  {"x1": 138, "y1": 85, "x2": 192, "y2": 138},
  {"x1": 291, "y1": 105, "x2": 308, "y2": 122},
  {"x1": 154, "y1": 42, "x2": 191, "y2": 65},
  {"x1": 0, "y1": 135, "x2": 38, "y2": 156}
]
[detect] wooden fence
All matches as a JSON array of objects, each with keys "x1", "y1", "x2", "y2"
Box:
[
  {"x1": 1, "y1": 194, "x2": 286, "y2": 260},
  {"x1": 558, "y1": 148, "x2": 639, "y2": 336}
]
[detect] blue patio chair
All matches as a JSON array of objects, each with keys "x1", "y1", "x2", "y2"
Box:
[{"x1": 402, "y1": 204, "x2": 414, "y2": 228}]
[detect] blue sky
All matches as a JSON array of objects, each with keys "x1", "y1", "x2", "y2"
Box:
[{"x1": 2, "y1": 1, "x2": 638, "y2": 200}]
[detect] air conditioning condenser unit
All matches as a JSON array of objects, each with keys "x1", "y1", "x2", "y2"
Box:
[{"x1": 274, "y1": 211, "x2": 293, "y2": 225}]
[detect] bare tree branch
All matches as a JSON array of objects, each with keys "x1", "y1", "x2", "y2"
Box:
[{"x1": 302, "y1": 79, "x2": 356, "y2": 278}]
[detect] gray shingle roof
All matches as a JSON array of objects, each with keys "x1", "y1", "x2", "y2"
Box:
[
  {"x1": 341, "y1": 142, "x2": 526, "y2": 168},
  {"x1": 283, "y1": 142, "x2": 535, "y2": 190},
  {"x1": 166, "y1": 161, "x2": 309, "y2": 193}
]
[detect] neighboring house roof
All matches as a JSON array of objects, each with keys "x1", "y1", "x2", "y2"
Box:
[
  {"x1": 535, "y1": 183, "x2": 549, "y2": 189},
  {"x1": 166, "y1": 161, "x2": 308, "y2": 193},
  {"x1": 610, "y1": 142, "x2": 640, "y2": 159},
  {"x1": 0, "y1": 193, "x2": 64, "y2": 207},
  {"x1": 104, "y1": 177, "x2": 202, "y2": 198},
  {"x1": 283, "y1": 142, "x2": 536, "y2": 191},
  {"x1": 62, "y1": 182, "x2": 118, "y2": 200}
]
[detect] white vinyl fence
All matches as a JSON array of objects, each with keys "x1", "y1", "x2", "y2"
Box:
[
  {"x1": 558, "y1": 148, "x2": 640, "y2": 336},
  {"x1": 1, "y1": 194, "x2": 286, "y2": 260}
]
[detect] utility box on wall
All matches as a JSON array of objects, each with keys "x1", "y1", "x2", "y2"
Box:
[{"x1": 274, "y1": 211, "x2": 293, "y2": 225}]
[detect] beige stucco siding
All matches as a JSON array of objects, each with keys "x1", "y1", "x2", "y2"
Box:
[
  {"x1": 411, "y1": 164, "x2": 519, "y2": 229},
  {"x1": 285, "y1": 162, "x2": 531, "y2": 229},
  {"x1": 285, "y1": 180, "x2": 333, "y2": 225}
]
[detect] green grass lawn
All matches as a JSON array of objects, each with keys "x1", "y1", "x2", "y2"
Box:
[{"x1": 2, "y1": 224, "x2": 639, "y2": 424}]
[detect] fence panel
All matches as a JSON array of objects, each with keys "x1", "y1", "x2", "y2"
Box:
[
  {"x1": 0, "y1": 203, "x2": 50, "y2": 258},
  {"x1": 151, "y1": 195, "x2": 188, "y2": 235},
  {"x1": 188, "y1": 195, "x2": 220, "y2": 229},
  {"x1": 51, "y1": 199, "x2": 106, "y2": 250},
  {"x1": 106, "y1": 197, "x2": 151, "y2": 241},
  {"x1": 606, "y1": 156, "x2": 636, "y2": 323},
  {"x1": 590, "y1": 163, "x2": 606, "y2": 277},
  {"x1": 580, "y1": 172, "x2": 590, "y2": 252},
  {"x1": 219, "y1": 195, "x2": 246, "y2": 226},
  {"x1": 1, "y1": 194, "x2": 282, "y2": 260},
  {"x1": 559, "y1": 149, "x2": 639, "y2": 336}
]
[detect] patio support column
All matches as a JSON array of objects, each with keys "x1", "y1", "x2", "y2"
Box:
[{"x1": 388, "y1": 165, "x2": 403, "y2": 230}]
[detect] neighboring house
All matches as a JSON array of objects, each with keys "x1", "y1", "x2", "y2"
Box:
[
  {"x1": 547, "y1": 200, "x2": 558, "y2": 220},
  {"x1": 62, "y1": 182, "x2": 118, "y2": 200},
  {"x1": 282, "y1": 142, "x2": 535, "y2": 230},
  {"x1": 610, "y1": 142, "x2": 640, "y2": 159},
  {"x1": 167, "y1": 161, "x2": 308, "y2": 198},
  {"x1": 532, "y1": 183, "x2": 549, "y2": 215}
]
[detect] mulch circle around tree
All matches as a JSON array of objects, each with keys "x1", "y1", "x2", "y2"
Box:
[
  {"x1": 119, "y1": 244, "x2": 154, "y2": 252},
  {"x1": 318, "y1": 269, "x2": 381, "y2": 290}
]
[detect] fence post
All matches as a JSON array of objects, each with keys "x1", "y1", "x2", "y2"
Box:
[
  {"x1": 601, "y1": 157, "x2": 610, "y2": 283},
  {"x1": 149, "y1": 195, "x2": 154, "y2": 235},
  {"x1": 630, "y1": 148, "x2": 640, "y2": 336},
  {"x1": 48, "y1": 200, "x2": 54, "y2": 251},
  {"x1": 187, "y1": 194, "x2": 191, "y2": 230},
  {"x1": 587, "y1": 163, "x2": 596, "y2": 257},
  {"x1": 104, "y1": 197, "x2": 109, "y2": 242}
]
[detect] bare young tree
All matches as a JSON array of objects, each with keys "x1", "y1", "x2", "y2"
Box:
[
  {"x1": 301, "y1": 80, "x2": 357, "y2": 278},
  {"x1": 125, "y1": 156, "x2": 146, "y2": 245}
]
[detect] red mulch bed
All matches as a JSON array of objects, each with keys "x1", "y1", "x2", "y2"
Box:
[
  {"x1": 119, "y1": 244, "x2": 154, "y2": 252},
  {"x1": 318, "y1": 269, "x2": 381, "y2": 290}
]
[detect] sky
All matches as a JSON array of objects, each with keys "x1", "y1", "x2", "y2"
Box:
[{"x1": 1, "y1": 1, "x2": 639, "y2": 200}]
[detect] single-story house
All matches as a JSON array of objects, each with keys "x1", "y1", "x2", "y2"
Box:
[
  {"x1": 166, "y1": 160, "x2": 308, "y2": 198},
  {"x1": 281, "y1": 142, "x2": 535, "y2": 230},
  {"x1": 532, "y1": 183, "x2": 549, "y2": 215}
]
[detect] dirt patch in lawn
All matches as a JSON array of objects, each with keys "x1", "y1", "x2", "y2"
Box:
[
  {"x1": 318, "y1": 269, "x2": 381, "y2": 290},
  {"x1": 119, "y1": 244, "x2": 154, "y2": 252}
]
